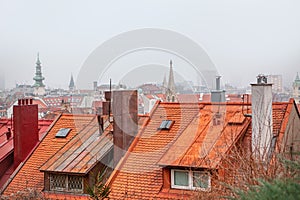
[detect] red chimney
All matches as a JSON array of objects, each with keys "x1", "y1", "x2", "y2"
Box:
[
  {"x1": 112, "y1": 90, "x2": 138, "y2": 167},
  {"x1": 13, "y1": 98, "x2": 39, "y2": 168}
]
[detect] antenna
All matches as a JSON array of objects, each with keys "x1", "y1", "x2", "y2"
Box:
[{"x1": 109, "y1": 78, "x2": 111, "y2": 121}]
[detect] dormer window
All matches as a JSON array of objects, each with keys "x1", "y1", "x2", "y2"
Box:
[
  {"x1": 158, "y1": 120, "x2": 174, "y2": 130},
  {"x1": 171, "y1": 169, "x2": 210, "y2": 190}
]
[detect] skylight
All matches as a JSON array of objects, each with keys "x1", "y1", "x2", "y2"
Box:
[
  {"x1": 158, "y1": 120, "x2": 174, "y2": 130},
  {"x1": 55, "y1": 128, "x2": 71, "y2": 138}
]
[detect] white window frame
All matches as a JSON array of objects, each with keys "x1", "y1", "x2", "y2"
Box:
[{"x1": 170, "y1": 169, "x2": 211, "y2": 191}]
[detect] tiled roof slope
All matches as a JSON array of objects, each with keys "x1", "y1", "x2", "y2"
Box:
[
  {"x1": 158, "y1": 105, "x2": 251, "y2": 168},
  {"x1": 108, "y1": 101, "x2": 292, "y2": 200},
  {"x1": 2, "y1": 114, "x2": 95, "y2": 195},
  {"x1": 108, "y1": 103, "x2": 201, "y2": 199},
  {"x1": 40, "y1": 117, "x2": 113, "y2": 174}
]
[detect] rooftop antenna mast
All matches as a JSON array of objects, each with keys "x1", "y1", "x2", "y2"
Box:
[{"x1": 109, "y1": 78, "x2": 112, "y2": 121}]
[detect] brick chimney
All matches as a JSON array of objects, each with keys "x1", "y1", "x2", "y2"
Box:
[
  {"x1": 112, "y1": 90, "x2": 138, "y2": 167},
  {"x1": 13, "y1": 98, "x2": 39, "y2": 168},
  {"x1": 251, "y1": 74, "x2": 273, "y2": 160}
]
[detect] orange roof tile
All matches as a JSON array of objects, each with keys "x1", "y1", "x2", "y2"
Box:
[{"x1": 2, "y1": 114, "x2": 95, "y2": 195}]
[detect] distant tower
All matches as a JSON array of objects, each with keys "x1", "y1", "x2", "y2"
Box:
[
  {"x1": 292, "y1": 72, "x2": 300, "y2": 103},
  {"x1": 69, "y1": 74, "x2": 75, "y2": 91},
  {"x1": 165, "y1": 60, "x2": 177, "y2": 102},
  {"x1": 33, "y1": 53, "x2": 45, "y2": 96}
]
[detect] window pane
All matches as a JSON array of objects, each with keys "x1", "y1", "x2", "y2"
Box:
[
  {"x1": 166, "y1": 120, "x2": 173, "y2": 129},
  {"x1": 159, "y1": 121, "x2": 168, "y2": 129},
  {"x1": 50, "y1": 174, "x2": 66, "y2": 191},
  {"x1": 193, "y1": 172, "x2": 209, "y2": 188},
  {"x1": 68, "y1": 175, "x2": 83, "y2": 191},
  {"x1": 174, "y1": 171, "x2": 189, "y2": 186}
]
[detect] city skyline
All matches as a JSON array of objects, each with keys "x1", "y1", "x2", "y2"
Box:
[{"x1": 0, "y1": 0, "x2": 300, "y2": 89}]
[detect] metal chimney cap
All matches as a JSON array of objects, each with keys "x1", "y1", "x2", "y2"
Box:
[{"x1": 256, "y1": 74, "x2": 268, "y2": 84}]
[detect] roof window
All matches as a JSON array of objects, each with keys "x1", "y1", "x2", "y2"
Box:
[
  {"x1": 171, "y1": 169, "x2": 210, "y2": 191},
  {"x1": 55, "y1": 128, "x2": 71, "y2": 138},
  {"x1": 158, "y1": 120, "x2": 174, "y2": 130}
]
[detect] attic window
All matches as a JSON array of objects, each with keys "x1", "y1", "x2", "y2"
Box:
[
  {"x1": 55, "y1": 128, "x2": 71, "y2": 138},
  {"x1": 171, "y1": 169, "x2": 210, "y2": 191},
  {"x1": 49, "y1": 173, "x2": 83, "y2": 193},
  {"x1": 158, "y1": 120, "x2": 174, "y2": 130}
]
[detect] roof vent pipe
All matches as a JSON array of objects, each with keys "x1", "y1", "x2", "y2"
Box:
[{"x1": 216, "y1": 76, "x2": 221, "y2": 90}]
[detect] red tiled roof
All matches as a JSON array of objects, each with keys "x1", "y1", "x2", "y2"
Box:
[
  {"x1": 43, "y1": 96, "x2": 83, "y2": 107},
  {"x1": 40, "y1": 117, "x2": 113, "y2": 174},
  {"x1": 108, "y1": 102, "x2": 201, "y2": 199},
  {"x1": 108, "y1": 101, "x2": 294, "y2": 199},
  {"x1": 2, "y1": 114, "x2": 95, "y2": 195},
  {"x1": 177, "y1": 94, "x2": 201, "y2": 103},
  {"x1": 158, "y1": 105, "x2": 251, "y2": 168},
  {"x1": 0, "y1": 119, "x2": 53, "y2": 161}
]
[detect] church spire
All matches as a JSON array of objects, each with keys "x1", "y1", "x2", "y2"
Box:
[
  {"x1": 69, "y1": 74, "x2": 75, "y2": 91},
  {"x1": 166, "y1": 60, "x2": 177, "y2": 102},
  {"x1": 33, "y1": 53, "x2": 45, "y2": 88},
  {"x1": 33, "y1": 53, "x2": 46, "y2": 96}
]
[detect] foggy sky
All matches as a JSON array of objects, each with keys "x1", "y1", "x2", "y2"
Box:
[{"x1": 0, "y1": 0, "x2": 300, "y2": 89}]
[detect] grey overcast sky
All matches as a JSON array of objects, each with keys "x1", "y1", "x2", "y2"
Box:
[{"x1": 0, "y1": 0, "x2": 300, "y2": 89}]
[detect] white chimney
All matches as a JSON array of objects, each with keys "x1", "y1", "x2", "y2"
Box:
[{"x1": 251, "y1": 74, "x2": 273, "y2": 160}]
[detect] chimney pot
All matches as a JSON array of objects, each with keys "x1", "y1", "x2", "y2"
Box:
[
  {"x1": 257, "y1": 74, "x2": 268, "y2": 84},
  {"x1": 18, "y1": 99, "x2": 21, "y2": 105},
  {"x1": 216, "y1": 76, "x2": 221, "y2": 90},
  {"x1": 6, "y1": 128, "x2": 11, "y2": 140},
  {"x1": 30, "y1": 99, "x2": 33, "y2": 104}
]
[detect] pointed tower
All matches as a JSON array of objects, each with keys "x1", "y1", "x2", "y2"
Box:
[
  {"x1": 292, "y1": 72, "x2": 300, "y2": 103},
  {"x1": 33, "y1": 53, "x2": 46, "y2": 96},
  {"x1": 166, "y1": 60, "x2": 177, "y2": 102},
  {"x1": 69, "y1": 74, "x2": 75, "y2": 91}
]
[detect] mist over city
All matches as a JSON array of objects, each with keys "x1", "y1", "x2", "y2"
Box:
[{"x1": 0, "y1": 1, "x2": 300, "y2": 199}]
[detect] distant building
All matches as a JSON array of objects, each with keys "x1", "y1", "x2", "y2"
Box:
[
  {"x1": 292, "y1": 72, "x2": 300, "y2": 103},
  {"x1": 165, "y1": 60, "x2": 177, "y2": 102},
  {"x1": 268, "y1": 74, "x2": 283, "y2": 93},
  {"x1": 69, "y1": 74, "x2": 75, "y2": 91},
  {"x1": 33, "y1": 54, "x2": 46, "y2": 96}
]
